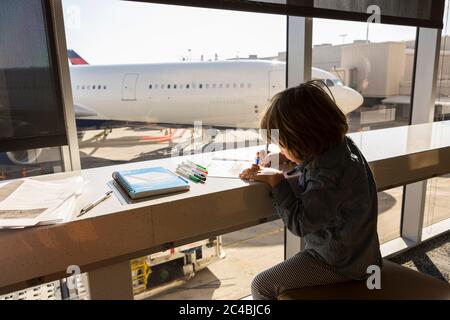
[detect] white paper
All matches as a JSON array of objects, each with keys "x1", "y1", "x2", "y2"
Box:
[
  {"x1": 0, "y1": 177, "x2": 84, "y2": 229},
  {"x1": 206, "y1": 159, "x2": 254, "y2": 178}
]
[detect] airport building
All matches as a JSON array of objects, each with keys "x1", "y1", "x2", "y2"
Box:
[{"x1": 0, "y1": 0, "x2": 449, "y2": 305}]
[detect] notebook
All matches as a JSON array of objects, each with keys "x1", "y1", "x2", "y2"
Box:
[{"x1": 112, "y1": 167, "x2": 190, "y2": 199}]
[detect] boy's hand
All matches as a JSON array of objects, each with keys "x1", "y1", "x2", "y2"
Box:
[{"x1": 239, "y1": 164, "x2": 285, "y2": 188}]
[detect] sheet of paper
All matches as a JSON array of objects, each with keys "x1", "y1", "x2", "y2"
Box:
[
  {"x1": 206, "y1": 159, "x2": 254, "y2": 178},
  {"x1": 0, "y1": 177, "x2": 84, "y2": 228}
]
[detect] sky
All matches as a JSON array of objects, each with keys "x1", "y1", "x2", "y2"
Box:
[{"x1": 62, "y1": 0, "x2": 447, "y2": 65}]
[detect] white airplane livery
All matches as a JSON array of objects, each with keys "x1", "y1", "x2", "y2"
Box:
[
  {"x1": 1, "y1": 52, "x2": 364, "y2": 166},
  {"x1": 68, "y1": 50, "x2": 363, "y2": 128}
]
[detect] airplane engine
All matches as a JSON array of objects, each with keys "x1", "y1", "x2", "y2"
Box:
[{"x1": 6, "y1": 149, "x2": 43, "y2": 165}]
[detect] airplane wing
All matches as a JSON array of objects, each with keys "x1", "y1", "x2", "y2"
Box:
[{"x1": 74, "y1": 104, "x2": 98, "y2": 118}]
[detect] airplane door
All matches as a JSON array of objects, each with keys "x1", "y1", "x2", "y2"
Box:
[
  {"x1": 122, "y1": 73, "x2": 139, "y2": 101},
  {"x1": 268, "y1": 70, "x2": 285, "y2": 101}
]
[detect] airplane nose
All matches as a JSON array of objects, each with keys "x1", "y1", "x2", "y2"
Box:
[{"x1": 329, "y1": 86, "x2": 364, "y2": 114}]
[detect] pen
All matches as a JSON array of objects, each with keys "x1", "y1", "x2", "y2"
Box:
[
  {"x1": 287, "y1": 166, "x2": 300, "y2": 176},
  {"x1": 78, "y1": 190, "x2": 113, "y2": 217},
  {"x1": 255, "y1": 151, "x2": 261, "y2": 165}
]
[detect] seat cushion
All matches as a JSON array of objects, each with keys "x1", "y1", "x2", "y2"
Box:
[{"x1": 278, "y1": 260, "x2": 450, "y2": 300}]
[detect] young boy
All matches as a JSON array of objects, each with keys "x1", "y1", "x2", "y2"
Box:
[{"x1": 240, "y1": 81, "x2": 382, "y2": 300}]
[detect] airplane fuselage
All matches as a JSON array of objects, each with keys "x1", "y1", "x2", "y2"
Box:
[{"x1": 69, "y1": 60, "x2": 363, "y2": 128}]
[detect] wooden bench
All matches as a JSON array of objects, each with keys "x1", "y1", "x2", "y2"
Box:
[{"x1": 278, "y1": 260, "x2": 450, "y2": 300}]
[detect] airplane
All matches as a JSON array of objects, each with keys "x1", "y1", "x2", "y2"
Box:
[
  {"x1": 1, "y1": 51, "x2": 364, "y2": 168},
  {"x1": 68, "y1": 50, "x2": 363, "y2": 129}
]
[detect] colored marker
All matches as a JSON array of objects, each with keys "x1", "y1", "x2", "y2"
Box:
[
  {"x1": 179, "y1": 163, "x2": 206, "y2": 176},
  {"x1": 178, "y1": 165, "x2": 207, "y2": 180},
  {"x1": 176, "y1": 168, "x2": 203, "y2": 183},
  {"x1": 181, "y1": 163, "x2": 208, "y2": 176},
  {"x1": 184, "y1": 160, "x2": 208, "y2": 173},
  {"x1": 178, "y1": 165, "x2": 206, "y2": 181}
]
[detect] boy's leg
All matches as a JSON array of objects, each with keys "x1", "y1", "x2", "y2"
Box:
[{"x1": 251, "y1": 251, "x2": 349, "y2": 300}]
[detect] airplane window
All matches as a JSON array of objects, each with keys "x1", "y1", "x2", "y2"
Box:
[
  {"x1": 87, "y1": 85, "x2": 91, "y2": 90},
  {"x1": 155, "y1": 84, "x2": 159, "y2": 89},
  {"x1": 240, "y1": 83, "x2": 244, "y2": 88},
  {"x1": 149, "y1": 84, "x2": 153, "y2": 89},
  {"x1": 212, "y1": 84, "x2": 216, "y2": 89},
  {"x1": 226, "y1": 84, "x2": 230, "y2": 89},
  {"x1": 199, "y1": 84, "x2": 203, "y2": 89},
  {"x1": 326, "y1": 79, "x2": 334, "y2": 87},
  {"x1": 186, "y1": 84, "x2": 190, "y2": 89},
  {"x1": 92, "y1": 85, "x2": 96, "y2": 90},
  {"x1": 174, "y1": 84, "x2": 177, "y2": 89},
  {"x1": 219, "y1": 84, "x2": 223, "y2": 89},
  {"x1": 168, "y1": 84, "x2": 171, "y2": 89},
  {"x1": 161, "y1": 84, "x2": 165, "y2": 89},
  {"x1": 233, "y1": 83, "x2": 237, "y2": 88},
  {"x1": 103, "y1": 85, "x2": 107, "y2": 90},
  {"x1": 81, "y1": 86, "x2": 85, "y2": 90}
]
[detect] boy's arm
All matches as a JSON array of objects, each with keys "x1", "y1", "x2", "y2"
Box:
[{"x1": 271, "y1": 170, "x2": 341, "y2": 237}]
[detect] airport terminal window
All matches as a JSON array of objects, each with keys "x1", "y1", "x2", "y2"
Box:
[
  {"x1": 312, "y1": 19, "x2": 417, "y2": 244},
  {"x1": 0, "y1": 147, "x2": 64, "y2": 182},
  {"x1": 63, "y1": 0, "x2": 286, "y2": 300},
  {"x1": 423, "y1": 0, "x2": 450, "y2": 230},
  {"x1": 423, "y1": 174, "x2": 450, "y2": 228}
]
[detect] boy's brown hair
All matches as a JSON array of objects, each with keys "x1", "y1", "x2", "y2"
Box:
[{"x1": 261, "y1": 80, "x2": 349, "y2": 161}]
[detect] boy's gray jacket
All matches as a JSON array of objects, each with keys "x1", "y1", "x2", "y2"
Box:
[{"x1": 271, "y1": 137, "x2": 382, "y2": 280}]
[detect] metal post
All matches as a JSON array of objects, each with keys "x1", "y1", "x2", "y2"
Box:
[
  {"x1": 86, "y1": 261, "x2": 134, "y2": 300},
  {"x1": 402, "y1": 27, "x2": 442, "y2": 242},
  {"x1": 50, "y1": 0, "x2": 81, "y2": 171},
  {"x1": 284, "y1": 16, "x2": 313, "y2": 259}
]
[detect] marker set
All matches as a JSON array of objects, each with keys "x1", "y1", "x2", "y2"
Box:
[{"x1": 176, "y1": 161, "x2": 208, "y2": 184}]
